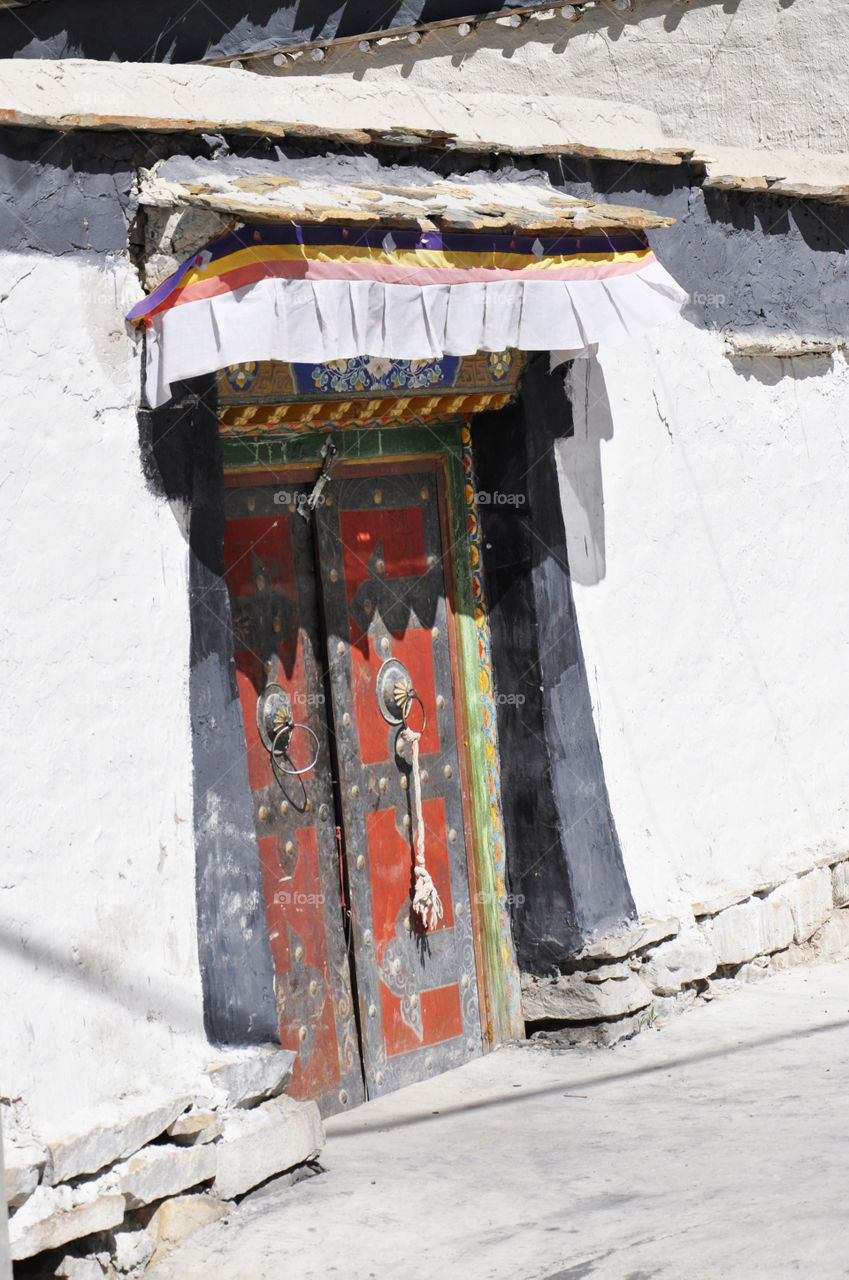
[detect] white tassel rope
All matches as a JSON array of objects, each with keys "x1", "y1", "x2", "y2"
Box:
[{"x1": 400, "y1": 725, "x2": 444, "y2": 930}]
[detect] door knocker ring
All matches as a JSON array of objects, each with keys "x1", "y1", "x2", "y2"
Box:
[
  {"x1": 400, "y1": 691, "x2": 426, "y2": 735},
  {"x1": 270, "y1": 721, "x2": 320, "y2": 781}
]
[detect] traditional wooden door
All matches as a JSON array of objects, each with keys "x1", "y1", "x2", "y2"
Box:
[{"x1": 224, "y1": 457, "x2": 483, "y2": 1114}]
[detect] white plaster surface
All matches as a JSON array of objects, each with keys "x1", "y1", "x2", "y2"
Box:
[
  {"x1": 273, "y1": 0, "x2": 849, "y2": 156},
  {"x1": 558, "y1": 321, "x2": 849, "y2": 919},
  {"x1": 0, "y1": 250, "x2": 210, "y2": 1135}
]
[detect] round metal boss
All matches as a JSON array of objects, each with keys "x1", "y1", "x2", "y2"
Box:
[
  {"x1": 376, "y1": 658, "x2": 413, "y2": 725},
  {"x1": 256, "y1": 684, "x2": 293, "y2": 751}
]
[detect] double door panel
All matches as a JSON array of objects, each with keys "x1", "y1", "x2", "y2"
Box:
[{"x1": 223, "y1": 461, "x2": 482, "y2": 1114}]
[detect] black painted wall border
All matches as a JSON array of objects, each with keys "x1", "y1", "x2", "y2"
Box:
[
  {"x1": 472, "y1": 355, "x2": 636, "y2": 975},
  {"x1": 139, "y1": 377, "x2": 279, "y2": 1046}
]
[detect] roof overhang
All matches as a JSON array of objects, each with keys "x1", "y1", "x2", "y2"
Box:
[{"x1": 128, "y1": 157, "x2": 686, "y2": 409}]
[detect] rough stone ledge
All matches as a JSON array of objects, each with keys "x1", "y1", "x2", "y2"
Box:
[
  {"x1": 522, "y1": 856, "x2": 849, "y2": 1042},
  {"x1": 5, "y1": 1046, "x2": 322, "y2": 1274}
]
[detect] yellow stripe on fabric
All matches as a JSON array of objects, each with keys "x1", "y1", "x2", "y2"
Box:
[{"x1": 175, "y1": 243, "x2": 652, "y2": 290}]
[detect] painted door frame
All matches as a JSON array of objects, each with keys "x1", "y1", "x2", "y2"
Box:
[{"x1": 221, "y1": 422, "x2": 523, "y2": 1047}]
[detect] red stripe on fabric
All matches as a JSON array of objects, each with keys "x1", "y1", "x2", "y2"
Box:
[{"x1": 148, "y1": 254, "x2": 656, "y2": 314}]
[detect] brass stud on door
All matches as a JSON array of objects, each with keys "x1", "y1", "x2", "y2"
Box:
[
  {"x1": 280, "y1": 800, "x2": 289, "y2": 815},
  {"x1": 357, "y1": 854, "x2": 365, "y2": 869},
  {"x1": 309, "y1": 980, "x2": 318, "y2": 995},
  {"x1": 363, "y1": 928, "x2": 373, "y2": 943},
  {"x1": 436, "y1": 695, "x2": 445, "y2": 709},
  {"x1": 247, "y1": 497, "x2": 256, "y2": 512},
  {"x1": 368, "y1": 1004, "x2": 377, "y2": 1018},
  {"x1": 295, "y1": 945, "x2": 304, "y2": 961},
  {"x1": 431, "y1": 626, "x2": 439, "y2": 639},
  {"x1": 448, "y1": 828, "x2": 457, "y2": 842},
  {"x1": 461, "y1": 974, "x2": 470, "y2": 989},
  {"x1": 421, "y1": 486, "x2": 429, "y2": 500},
  {"x1": 351, "y1": 785, "x2": 360, "y2": 798},
  {"x1": 339, "y1": 1090, "x2": 349, "y2": 1105},
  {"x1": 342, "y1": 713, "x2": 351, "y2": 726},
  {"x1": 285, "y1": 840, "x2": 295, "y2": 855},
  {"x1": 373, "y1": 490, "x2": 382, "y2": 505},
  {"x1": 319, "y1": 804, "x2": 329, "y2": 820},
  {"x1": 379, "y1": 777, "x2": 387, "y2": 792},
  {"x1": 298, "y1": 1026, "x2": 307, "y2": 1040},
  {"x1": 337, "y1": 641, "x2": 345, "y2": 655},
  {"x1": 330, "y1": 569, "x2": 339, "y2": 583},
  {"x1": 444, "y1": 765, "x2": 452, "y2": 779},
  {"x1": 258, "y1": 806, "x2": 269, "y2": 821}
]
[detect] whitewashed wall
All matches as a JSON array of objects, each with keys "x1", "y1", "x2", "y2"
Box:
[
  {"x1": 558, "y1": 322, "x2": 849, "y2": 920},
  {"x1": 277, "y1": 0, "x2": 849, "y2": 156},
  {"x1": 0, "y1": 251, "x2": 210, "y2": 1136}
]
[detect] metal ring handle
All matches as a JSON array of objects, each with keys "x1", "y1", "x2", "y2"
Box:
[
  {"x1": 400, "y1": 692, "x2": 427, "y2": 735},
  {"x1": 270, "y1": 721, "x2": 320, "y2": 778}
]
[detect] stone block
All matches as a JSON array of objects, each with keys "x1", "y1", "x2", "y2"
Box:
[
  {"x1": 9, "y1": 1182, "x2": 125, "y2": 1261},
  {"x1": 55, "y1": 1257, "x2": 106, "y2": 1280},
  {"x1": 529, "y1": 1010, "x2": 645, "y2": 1049},
  {"x1": 521, "y1": 970, "x2": 653, "y2": 1022},
  {"x1": 737, "y1": 955, "x2": 771, "y2": 983},
  {"x1": 832, "y1": 859, "x2": 849, "y2": 908},
  {"x1": 773, "y1": 868, "x2": 833, "y2": 943},
  {"x1": 5, "y1": 1131, "x2": 46, "y2": 1209},
  {"x1": 641, "y1": 929, "x2": 717, "y2": 995},
  {"x1": 583, "y1": 961, "x2": 632, "y2": 983},
  {"x1": 704, "y1": 891, "x2": 795, "y2": 966},
  {"x1": 145, "y1": 1193, "x2": 231, "y2": 1268},
  {"x1": 113, "y1": 1141, "x2": 217, "y2": 1210},
  {"x1": 204, "y1": 1048, "x2": 296, "y2": 1109},
  {"x1": 46, "y1": 1094, "x2": 192, "y2": 1185},
  {"x1": 166, "y1": 1109, "x2": 223, "y2": 1145},
  {"x1": 811, "y1": 908, "x2": 849, "y2": 957},
  {"x1": 111, "y1": 1225, "x2": 156, "y2": 1272},
  {"x1": 578, "y1": 917, "x2": 679, "y2": 961},
  {"x1": 213, "y1": 1095, "x2": 323, "y2": 1200}
]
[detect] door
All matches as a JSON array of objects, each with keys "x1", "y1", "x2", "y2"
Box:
[{"x1": 224, "y1": 457, "x2": 483, "y2": 1114}]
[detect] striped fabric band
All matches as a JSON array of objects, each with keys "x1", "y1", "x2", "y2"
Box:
[{"x1": 127, "y1": 224, "x2": 655, "y2": 323}]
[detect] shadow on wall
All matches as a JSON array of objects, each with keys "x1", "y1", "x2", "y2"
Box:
[
  {"x1": 554, "y1": 358, "x2": 614, "y2": 588},
  {"x1": 727, "y1": 352, "x2": 838, "y2": 386}
]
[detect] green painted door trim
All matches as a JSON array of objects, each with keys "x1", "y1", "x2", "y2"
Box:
[{"x1": 222, "y1": 427, "x2": 523, "y2": 1045}]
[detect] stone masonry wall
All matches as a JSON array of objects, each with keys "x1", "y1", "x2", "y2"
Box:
[
  {"x1": 4, "y1": 1048, "x2": 323, "y2": 1277},
  {"x1": 522, "y1": 853, "x2": 849, "y2": 1045}
]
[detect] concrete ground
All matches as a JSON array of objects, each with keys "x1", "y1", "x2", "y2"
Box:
[{"x1": 149, "y1": 959, "x2": 849, "y2": 1280}]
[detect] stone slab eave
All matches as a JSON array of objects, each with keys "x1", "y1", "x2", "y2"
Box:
[
  {"x1": 2, "y1": 61, "x2": 849, "y2": 208},
  {"x1": 137, "y1": 168, "x2": 676, "y2": 235}
]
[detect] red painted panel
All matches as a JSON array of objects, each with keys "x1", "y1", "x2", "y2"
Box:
[
  {"x1": 380, "y1": 984, "x2": 465, "y2": 1059},
  {"x1": 339, "y1": 507, "x2": 427, "y2": 633},
  {"x1": 419, "y1": 984, "x2": 464, "y2": 1046},
  {"x1": 366, "y1": 800, "x2": 454, "y2": 949},
  {"x1": 256, "y1": 825, "x2": 340, "y2": 1099}
]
